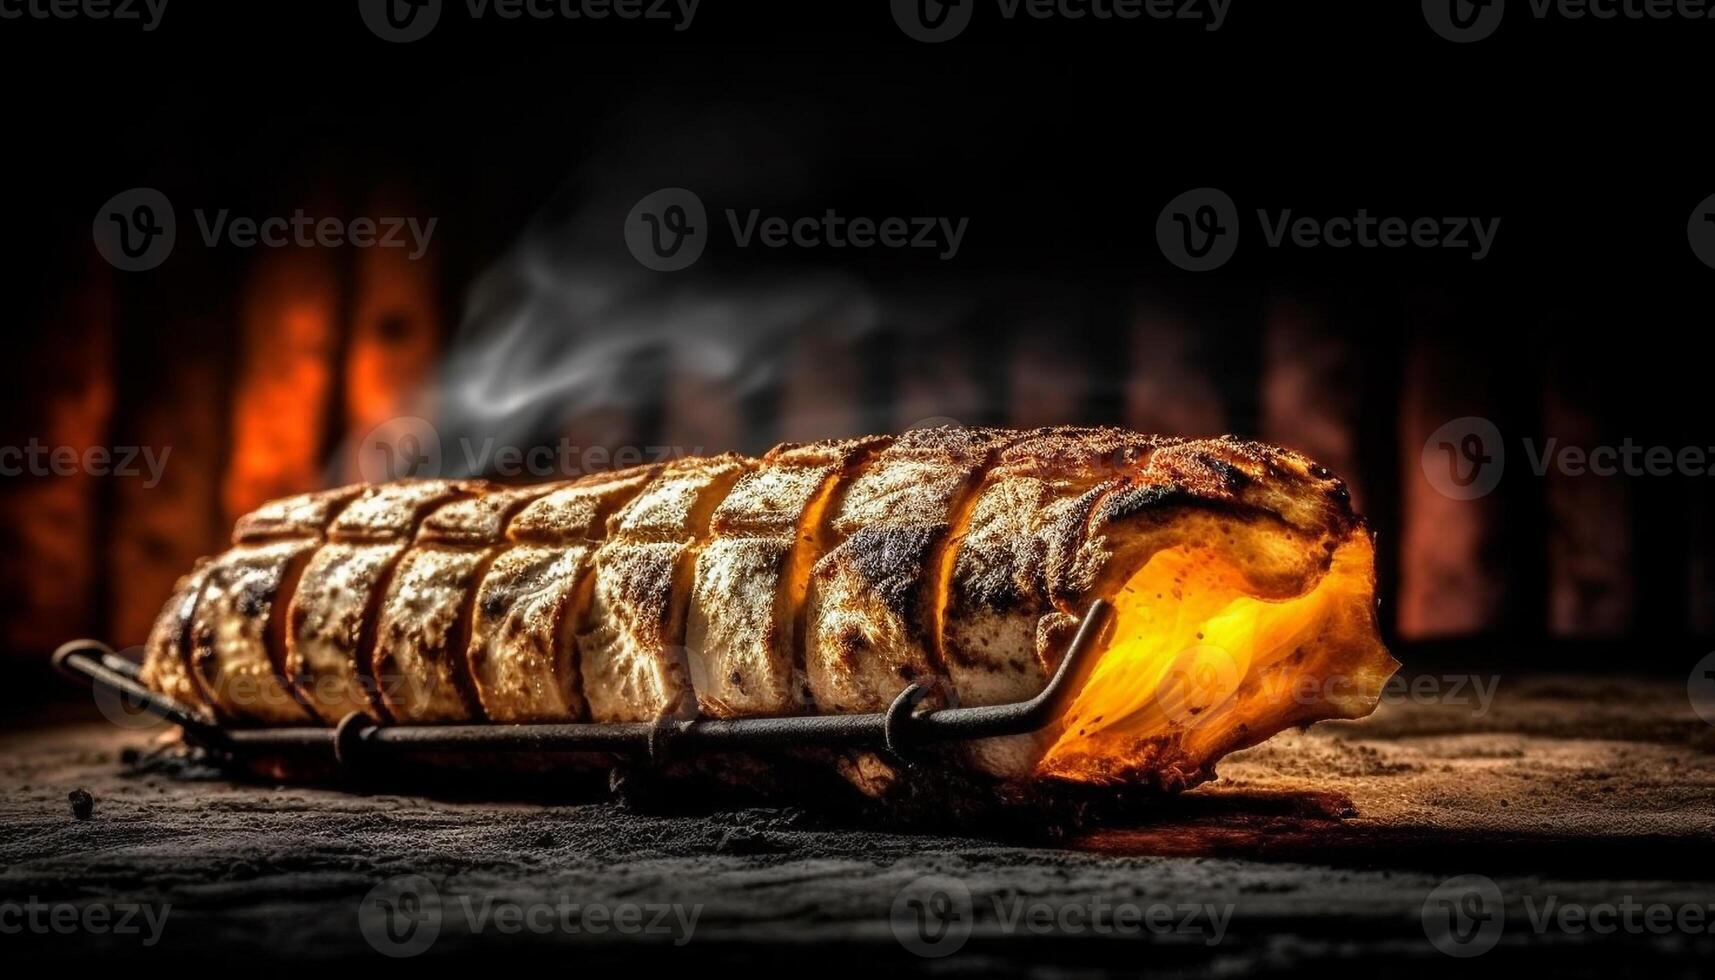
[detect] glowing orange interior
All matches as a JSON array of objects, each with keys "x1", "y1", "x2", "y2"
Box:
[{"x1": 1038, "y1": 533, "x2": 1393, "y2": 785}]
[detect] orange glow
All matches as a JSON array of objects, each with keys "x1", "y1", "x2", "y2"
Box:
[
  {"x1": 1397, "y1": 340, "x2": 1503, "y2": 638},
  {"x1": 4, "y1": 257, "x2": 113, "y2": 652},
  {"x1": 341, "y1": 234, "x2": 441, "y2": 480},
  {"x1": 223, "y1": 252, "x2": 339, "y2": 522},
  {"x1": 1039, "y1": 533, "x2": 1393, "y2": 787}
]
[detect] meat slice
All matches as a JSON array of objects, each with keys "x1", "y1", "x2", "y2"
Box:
[
  {"x1": 469, "y1": 467, "x2": 660, "y2": 722},
  {"x1": 190, "y1": 538, "x2": 321, "y2": 723},
  {"x1": 421, "y1": 484, "x2": 566, "y2": 545},
  {"x1": 370, "y1": 485, "x2": 560, "y2": 724},
  {"x1": 138, "y1": 564, "x2": 211, "y2": 715},
  {"x1": 944, "y1": 431, "x2": 1161, "y2": 698},
  {"x1": 371, "y1": 545, "x2": 491, "y2": 722},
  {"x1": 1031, "y1": 436, "x2": 1391, "y2": 787},
  {"x1": 580, "y1": 455, "x2": 750, "y2": 722},
  {"x1": 686, "y1": 437, "x2": 888, "y2": 717},
  {"x1": 328, "y1": 480, "x2": 479, "y2": 542},
  {"x1": 286, "y1": 541, "x2": 407, "y2": 722},
  {"x1": 284, "y1": 481, "x2": 476, "y2": 722},
  {"x1": 939, "y1": 429, "x2": 1151, "y2": 776},
  {"x1": 804, "y1": 427, "x2": 1021, "y2": 713},
  {"x1": 232, "y1": 486, "x2": 366, "y2": 543}
]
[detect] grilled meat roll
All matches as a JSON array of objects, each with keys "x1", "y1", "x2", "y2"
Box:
[{"x1": 140, "y1": 426, "x2": 1396, "y2": 790}]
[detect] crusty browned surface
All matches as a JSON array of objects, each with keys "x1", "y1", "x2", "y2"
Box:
[
  {"x1": 4, "y1": 675, "x2": 1714, "y2": 974},
  {"x1": 371, "y1": 546, "x2": 491, "y2": 722},
  {"x1": 285, "y1": 541, "x2": 405, "y2": 722},
  {"x1": 470, "y1": 469, "x2": 660, "y2": 721},
  {"x1": 467, "y1": 544, "x2": 592, "y2": 721},
  {"x1": 189, "y1": 540, "x2": 319, "y2": 724},
  {"x1": 805, "y1": 427, "x2": 1023, "y2": 714},
  {"x1": 689, "y1": 437, "x2": 887, "y2": 716},
  {"x1": 581, "y1": 455, "x2": 751, "y2": 721},
  {"x1": 231, "y1": 486, "x2": 366, "y2": 543},
  {"x1": 137, "y1": 567, "x2": 208, "y2": 711},
  {"x1": 420, "y1": 484, "x2": 563, "y2": 545},
  {"x1": 140, "y1": 427, "x2": 1390, "y2": 791},
  {"x1": 508, "y1": 465, "x2": 661, "y2": 543},
  {"x1": 329, "y1": 480, "x2": 475, "y2": 542}
]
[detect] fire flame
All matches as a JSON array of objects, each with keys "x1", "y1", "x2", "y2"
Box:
[{"x1": 1039, "y1": 532, "x2": 1393, "y2": 787}]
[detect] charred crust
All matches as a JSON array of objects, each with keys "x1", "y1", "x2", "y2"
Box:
[
  {"x1": 1204, "y1": 455, "x2": 1251, "y2": 491},
  {"x1": 1094, "y1": 484, "x2": 1205, "y2": 523},
  {"x1": 829, "y1": 523, "x2": 939, "y2": 623},
  {"x1": 151, "y1": 425, "x2": 1373, "y2": 737},
  {"x1": 1035, "y1": 612, "x2": 1080, "y2": 674},
  {"x1": 887, "y1": 425, "x2": 1013, "y2": 463},
  {"x1": 952, "y1": 536, "x2": 1041, "y2": 614},
  {"x1": 834, "y1": 625, "x2": 870, "y2": 668}
]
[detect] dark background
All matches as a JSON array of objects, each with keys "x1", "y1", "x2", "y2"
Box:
[{"x1": 2, "y1": 1, "x2": 1710, "y2": 708}]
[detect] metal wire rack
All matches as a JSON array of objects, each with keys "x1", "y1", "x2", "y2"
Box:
[{"x1": 52, "y1": 600, "x2": 1114, "y2": 773}]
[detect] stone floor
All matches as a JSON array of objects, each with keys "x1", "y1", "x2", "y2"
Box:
[{"x1": 3, "y1": 674, "x2": 1713, "y2": 976}]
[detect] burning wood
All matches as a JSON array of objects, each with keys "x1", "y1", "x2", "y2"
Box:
[{"x1": 139, "y1": 426, "x2": 1394, "y2": 797}]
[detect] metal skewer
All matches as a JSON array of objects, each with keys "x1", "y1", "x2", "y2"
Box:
[{"x1": 52, "y1": 600, "x2": 1113, "y2": 773}]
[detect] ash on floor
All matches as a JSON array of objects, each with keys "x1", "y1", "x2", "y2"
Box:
[{"x1": 3, "y1": 674, "x2": 1713, "y2": 977}]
